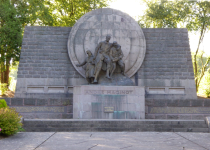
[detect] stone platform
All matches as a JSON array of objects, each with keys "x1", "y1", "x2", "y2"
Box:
[
  {"x1": 73, "y1": 85, "x2": 145, "y2": 119},
  {"x1": 23, "y1": 119, "x2": 209, "y2": 132}
]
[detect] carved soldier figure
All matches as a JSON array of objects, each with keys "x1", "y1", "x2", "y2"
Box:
[
  {"x1": 76, "y1": 50, "x2": 95, "y2": 84},
  {"x1": 109, "y1": 41, "x2": 125, "y2": 77},
  {"x1": 93, "y1": 35, "x2": 112, "y2": 83}
]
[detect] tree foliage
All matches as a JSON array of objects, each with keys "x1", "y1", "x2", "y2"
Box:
[
  {"x1": 139, "y1": 0, "x2": 210, "y2": 91},
  {"x1": 0, "y1": 0, "x2": 111, "y2": 86},
  {"x1": 0, "y1": 0, "x2": 22, "y2": 85},
  {"x1": 47, "y1": 0, "x2": 111, "y2": 27},
  {"x1": 0, "y1": 0, "x2": 53, "y2": 85},
  {"x1": 139, "y1": 0, "x2": 191, "y2": 28}
]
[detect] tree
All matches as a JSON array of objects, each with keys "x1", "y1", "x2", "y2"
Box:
[
  {"x1": 1, "y1": 0, "x2": 111, "y2": 87},
  {"x1": 138, "y1": 0, "x2": 191, "y2": 28},
  {"x1": 47, "y1": 0, "x2": 112, "y2": 27},
  {"x1": 0, "y1": 0, "x2": 55, "y2": 86},
  {"x1": 139, "y1": 0, "x2": 210, "y2": 91},
  {"x1": 188, "y1": 1, "x2": 210, "y2": 92},
  {"x1": 0, "y1": 0, "x2": 22, "y2": 85}
]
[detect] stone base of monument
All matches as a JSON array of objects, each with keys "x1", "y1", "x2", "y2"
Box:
[
  {"x1": 2, "y1": 97, "x2": 210, "y2": 120},
  {"x1": 97, "y1": 70, "x2": 134, "y2": 86},
  {"x1": 73, "y1": 85, "x2": 145, "y2": 119}
]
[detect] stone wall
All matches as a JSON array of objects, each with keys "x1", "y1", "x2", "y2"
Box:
[
  {"x1": 140, "y1": 28, "x2": 194, "y2": 80},
  {"x1": 18, "y1": 26, "x2": 80, "y2": 79},
  {"x1": 15, "y1": 26, "x2": 84, "y2": 98},
  {"x1": 146, "y1": 98, "x2": 210, "y2": 120},
  {"x1": 1, "y1": 96, "x2": 73, "y2": 119},
  {"x1": 140, "y1": 28, "x2": 196, "y2": 99},
  {"x1": 15, "y1": 26, "x2": 196, "y2": 99}
]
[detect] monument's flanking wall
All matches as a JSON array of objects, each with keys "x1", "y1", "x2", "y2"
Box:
[
  {"x1": 139, "y1": 28, "x2": 196, "y2": 99},
  {"x1": 15, "y1": 26, "x2": 82, "y2": 99},
  {"x1": 15, "y1": 26, "x2": 196, "y2": 99}
]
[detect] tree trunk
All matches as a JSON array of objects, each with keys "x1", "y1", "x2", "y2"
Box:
[
  {"x1": 0, "y1": 59, "x2": 10, "y2": 87},
  {"x1": 194, "y1": 23, "x2": 206, "y2": 91},
  {"x1": 5, "y1": 60, "x2": 10, "y2": 85}
]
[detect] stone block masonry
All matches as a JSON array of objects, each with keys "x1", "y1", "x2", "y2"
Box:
[
  {"x1": 140, "y1": 28, "x2": 194, "y2": 80},
  {"x1": 145, "y1": 98, "x2": 210, "y2": 120},
  {"x1": 15, "y1": 26, "x2": 196, "y2": 100},
  {"x1": 23, "y1": 119, "x2": 209, "y2": 132},
  {"x1": 1, "y1": 96, "x2": 73, "y2": 119},
  {"x1": 19, "y1": 26, "x2": 78, "y2": 79},
  {"x1": 16, "y1": 26, "x2": 85, "y2": 98},
  {"x1": 139, "y1": 28, "x2": 196, "y2": 99}
]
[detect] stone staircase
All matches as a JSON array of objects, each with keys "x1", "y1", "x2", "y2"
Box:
[{"x1": 23, "y1": 119, "x2": 209, "y2": 132}]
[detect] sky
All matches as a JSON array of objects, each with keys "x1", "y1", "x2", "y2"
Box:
[{"x1": 108, "y1": 0, "x2": 210, "y2": 56}]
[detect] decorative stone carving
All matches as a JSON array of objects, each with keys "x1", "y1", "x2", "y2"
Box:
[
  {"x1": 68, "y1": 8, "x2": 146, "y2": 78},
  {"x1": 93, "y1": 35, "x2": 112, "y2": 82},
  {"x1": 77, "y1": 36, "x2": 126, "y2": 84},
  {"x1": 76, "y1": 50, "x2": 95, "y2": 83},
  {"x1": 109, "y1": 41, "x2": 125, "y2": 77}
]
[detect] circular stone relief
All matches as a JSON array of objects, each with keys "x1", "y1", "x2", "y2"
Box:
[{"x1": 68, "y1": 8, "x2": 146, "y2": 78}]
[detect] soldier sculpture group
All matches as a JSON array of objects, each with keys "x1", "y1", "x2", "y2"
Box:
[{"x1": 76, "y1": 35, "x2": 125, "y2": 84}]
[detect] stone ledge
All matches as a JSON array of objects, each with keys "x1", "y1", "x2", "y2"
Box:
[
  {"x1": 23, "y1": 119, "x2": 205, "y2": 122},
  {"x1": 145, "y1": 98, "x2": 210, "y2": 107},
  {"x1": 146, "y1": 114, "x2": 208, "y2": 120},
  {"x1": 22, "y1": 119, "x2": 208, "y2": 132}
]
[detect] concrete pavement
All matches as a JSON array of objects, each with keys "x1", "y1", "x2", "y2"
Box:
[{"x1": 0, "y1": 132, "x2": 210, "y2": 150}]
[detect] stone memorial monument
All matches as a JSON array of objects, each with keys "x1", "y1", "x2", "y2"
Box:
[
  {"x1": 10, "y1": 8, "x2": 207, "y2": 121},
  {"x1": 68, "y1": 8, "x2": 146, "y2": 119}
]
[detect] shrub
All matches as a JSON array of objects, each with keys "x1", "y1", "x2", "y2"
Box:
[
  {"x1": 0, "y1": 99, "x2": 7, "y2": 108},
  {"x1": 204, "y1": 73, "x2": 210, "y2": 98},
  {"x1": 205, "y1": 89, "x2": 210, "y2": 98},
  {"x1": 0, "y1": 83, "x2": 8, "y2": 95},
  {"x1": 198, "y1": 72, "x2": 210, "y2": 98},
  {"x1": 0, "y1": 107, "x2": 23, "y2": 136},
  {"x1": 204, "y1": 82, "x2": 210, "y2": 98}
]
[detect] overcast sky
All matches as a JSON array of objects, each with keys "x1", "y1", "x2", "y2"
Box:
[{"x1": 108, "y1": 0, "x2": 210, "y2": 56}]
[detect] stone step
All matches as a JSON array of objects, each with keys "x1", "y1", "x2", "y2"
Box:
[
  {"x1": 23, "y1": 119, "x2": 209, "y2": 132},
  {"x1": 173, "y1": 128, "x2": 209, "y2": 132}
]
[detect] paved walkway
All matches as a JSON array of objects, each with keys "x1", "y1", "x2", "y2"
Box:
[{"x1": 0, "y1": 132, "x2": 210, "y2": 150}]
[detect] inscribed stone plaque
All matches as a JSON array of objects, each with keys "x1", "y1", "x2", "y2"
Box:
[
  {"x1": 73, "y1": 85, "x2": 145, "y2": 119},
  {"x1": 104, "y1": 107, "x2": 114, "y2": 113},
  {"x1": 68, "y1": 8, "x2": 146, "y2": 78}
]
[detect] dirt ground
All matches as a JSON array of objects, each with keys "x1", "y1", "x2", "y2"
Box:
[
  {"x1": 0, "y1": 90, "x2": 15, "y2": 98},
  {"x1": 0, "y1": 135, "x2": 7, "y2": 140},
  {"x1": 197, "y1": 93, "x2": 210, "y2": 99}
]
